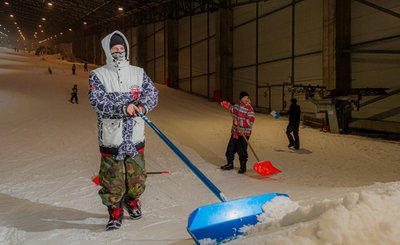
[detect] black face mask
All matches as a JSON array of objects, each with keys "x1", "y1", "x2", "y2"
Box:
[{"x1": 111, "y1": 51, "x2": 126, "y2": 61}]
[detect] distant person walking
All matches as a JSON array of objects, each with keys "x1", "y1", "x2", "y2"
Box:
[
  {"x1": 281, "y1": 98, "x2": 301, "y2": 150},
  {"x1": 72, "y1": 63, "x2": 76, "y2": 75},
  {"x1": 70, "y1": 84, "x2": 78, "y2": 104},
  {"x1": 84, "y1": 61, "x2": 88, "y2": 72},
  {"x1": 48, "y1": 66, "x2": 52, "y2": 75}
]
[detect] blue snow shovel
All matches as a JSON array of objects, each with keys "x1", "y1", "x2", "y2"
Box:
[{"x1": 139, "y1": 113, "x2": 288, "y2": 244}]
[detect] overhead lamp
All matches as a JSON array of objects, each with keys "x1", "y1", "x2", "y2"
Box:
[
  {"x1": 42, "y1": 17, "x2": 46, "y2": 21},
  {"x1": 10, "y1": 14, "x2": 14, "y2": 18},
  {"x1": 83, "y1": 21, "x2": 87, "y2": 25},
  {"x1": 60, "y1": 32, "x2": 63, "y2": 35},
  {"x1": 118, "y1": 7, "x2": 123, "y2": 11},
  {"x1": 41, "y1": 30, "x2": 44, "y2": 33},
  {"x1": 38, "y1": 24, "x2": 42, "y2": 27},
  {"x1": 68, "y1": 28, "x2": 72, "y2": 31},
  {"x1": 14, "y1": 22, "x2": 17, "y2": 24},
  {"x1": 47, "y1": 2, "x2": 53, "y2": 6},
  {"x1": 5, "y1": 2, "x2": 9, "y2": 5}
]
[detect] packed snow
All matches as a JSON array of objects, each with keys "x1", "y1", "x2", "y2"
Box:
[{"x1": 0, "y1": 47, "x2": 400, "y2": 245}]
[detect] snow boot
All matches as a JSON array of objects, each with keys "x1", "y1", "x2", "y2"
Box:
[
  {"x1": 123, "y1": 199, "x2": 142, "y2": 220},
  {"x1": 106, "y1": 207, "x2": 124, "y2": 231},
  {"x1": 238, "y1": 162, "x2": 247, "y2": 174},
  {"x1": 220, "y1": 163, "x2": 233, "y2": 170}
]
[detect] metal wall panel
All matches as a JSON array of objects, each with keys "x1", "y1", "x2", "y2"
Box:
[
  {"x1": 192, "y1": 41, "x2": 208, "y2": 76},
  {"x1": 233, "y1": 67, "x2": 256, "y2": 102},
  {"x1": 233, "y1": 22, "x2": 256, "y2": 67},
  {"x1": 258, "y1": 7, "x2": 292, "y2": 61}
]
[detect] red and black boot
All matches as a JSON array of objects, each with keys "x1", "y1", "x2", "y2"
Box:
[
  {"x1": 106, "y1": 206, "x2": 124, "y2": 231},
  {"x1": 123, "y1": 199, "x2": 142, "y2": 220}
]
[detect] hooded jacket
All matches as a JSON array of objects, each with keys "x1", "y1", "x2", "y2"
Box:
[{"x1": 88, "y1": 31, "x2": 158, "y2": 160}]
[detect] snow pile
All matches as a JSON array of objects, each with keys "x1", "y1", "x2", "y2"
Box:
[{"x1": 232, "y1": 183, "x2": 400, "y2": 244}]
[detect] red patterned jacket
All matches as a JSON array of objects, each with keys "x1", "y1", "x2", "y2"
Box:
[{"x1": 226, "y1": 102, "x2": 255, "y2": 139}]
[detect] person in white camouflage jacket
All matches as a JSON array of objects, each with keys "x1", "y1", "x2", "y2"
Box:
[{"x1": 88, "y1": 30, "x2": 158, "y2": 231}]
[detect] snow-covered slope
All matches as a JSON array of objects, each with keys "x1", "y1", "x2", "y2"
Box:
[{"x1": 0, "y1": 48, "x2": 399, "y2": 245}]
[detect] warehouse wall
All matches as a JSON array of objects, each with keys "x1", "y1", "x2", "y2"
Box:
[
  {"x1": 68, "y1": 0, "x2": 400, "y2": 132},
  {"x1": 351, "y1": 0, "x2": 400, "y2": 123},
  {"x1": 178, "y1": 12, "x2": 216, "y2": 97}
]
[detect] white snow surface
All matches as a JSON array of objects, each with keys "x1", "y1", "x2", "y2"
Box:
[{"x1": 1, "y1": 48, "x2": 400, "y2": 245}]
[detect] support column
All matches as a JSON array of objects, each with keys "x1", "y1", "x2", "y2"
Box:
[
  {"x1": 323, "y1": 0, "x2": 351, "y2": 90},
  {"x1": 166, "y1": 19, "x2": 179, "y2": 89},
  {"x1": 137, "y1": 25, "x2": 147, "y2": 69},
  {"x1": 215, "y1": 8, "x2": 233, "y2": 102}
]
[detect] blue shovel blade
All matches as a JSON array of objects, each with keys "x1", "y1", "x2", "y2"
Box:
[{"x1": 187, "y1": 193, "x2": 289, "y2": 244}]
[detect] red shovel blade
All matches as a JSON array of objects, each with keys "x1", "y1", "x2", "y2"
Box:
[{"x1": 253, "y1": 161, "x2": 281, "y2": 176}]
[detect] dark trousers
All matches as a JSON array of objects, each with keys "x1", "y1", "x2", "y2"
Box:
[
  {"x1": 225, "y1": 135, "x2": 249, "y2": 164},
  {"x1": 286, "y1": 123, "x2": 300, "y2": 148},
  {"x1": 70, "y1": 93, "x2": 78, "y2": 104},
  {"x1": 72, "y1": 69, "x2": 76, "y2": 75}
]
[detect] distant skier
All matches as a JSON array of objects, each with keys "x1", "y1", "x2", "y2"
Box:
[
  {"x1": 281, "y1": 98, "x2": 301, "y2": 150},
  {"x1": 88, "y1": 30, "x2": 158, "y2": 231},
  {"x1": 220, "y1": 91, "x2": 255, "y2": 174},
  {"x1": 72, "y1": 63, "x2": 76, "y2": 75},
  {"x1": 84, "y1": 61, "x2": 88, "y2": 72},
  {"x1": 70, "y1": 84, "x2": 78, "y2": 104}
]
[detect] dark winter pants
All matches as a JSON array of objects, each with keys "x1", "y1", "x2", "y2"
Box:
[
  {"x1": 98, "y1": 153, "x2": 147, "y2": 208},
  {"x1": 70, "y1": 93, "x2": 78, "y2": 104},
  {"x1": 225, "y1": 135, "x2": 249, "y2": 164},
  {"x1": 72, "y1": 69, "x2": 76, "y2": 75},
  {"x1": 286, "y1": 123, "x2": 300, "y2": 148}
]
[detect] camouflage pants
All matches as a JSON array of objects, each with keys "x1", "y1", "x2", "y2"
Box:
[{"x1": 98, "y1": 153, "x2": 147, "y2": 208}]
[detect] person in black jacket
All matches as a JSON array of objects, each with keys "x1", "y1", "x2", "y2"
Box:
[
  {"x1": 70, "y1": 84, "x2": 78, "y2": 104},
  {"x1": 72, "y1": 64, "x2": 76, "y2": 75},
  {"x1": 282, "y1": 98, "x2": 301, "y2": 150}
]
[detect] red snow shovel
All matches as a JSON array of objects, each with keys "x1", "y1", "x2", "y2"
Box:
[{"x1": 242, "y1": 136, "x2": 281, "y2": 176}]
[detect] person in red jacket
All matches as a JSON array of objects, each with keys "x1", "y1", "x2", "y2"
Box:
[{"x1": 220, "y1": 91, "x2": 255, "y2": 173}]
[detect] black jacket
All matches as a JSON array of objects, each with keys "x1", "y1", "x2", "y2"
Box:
[
  {"x1": 288, "y1": 103, "x2": 301, "y2": 125},
  {"x1": 281, "y1": 103, "x2": 301, "y2": 125}
]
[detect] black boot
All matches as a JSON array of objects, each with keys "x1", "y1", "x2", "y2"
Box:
[
  {"x1": 238, "y1": 162, "x2": 247, "y2": 174},
  {"x1": 220, "y1": 163, "x2": 233, "y2": 170}
]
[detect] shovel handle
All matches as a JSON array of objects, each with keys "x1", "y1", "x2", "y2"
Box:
[
  {"x1": 138, "y1": 113, "x2": 228, "y2": 202},
  {"x1": 242, "y1": 136, "x2": 260, "y2": 162}
]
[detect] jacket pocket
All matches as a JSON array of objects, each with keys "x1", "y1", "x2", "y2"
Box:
[
  {"x1": 131, "y1": 117, "x2": 145, "y2": 144},
  {"x1": 101, "y1": 118, "x2": 123, "y2": 147}
]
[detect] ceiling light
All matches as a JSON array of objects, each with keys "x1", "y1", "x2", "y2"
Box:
[
  {"x1": 42, "y1": 17, "x2": 46, "y2": 21},
  {"x1": 118, "y1": 7, "x2": 123, "y2": 11},
  {"x1": 47, "y1": 2, "x2": 53, "y2": 6},
  {"x1": 38, "y1": 25, "x2": 42, "y2": 27},
  {"x1": 68, "y1": 28, "x2": 72, "y2": 31},
  {"x1": 41, "y1": 30, "x2": 44, "y2": 33},
  {"x1": 83, "y1": 21, "x2": 87, "y2": 25},
  {"x1": 10, "y1": 14, "x2": 14, "y2": 18},
  {"x1": 60, "y1": 32, "x2": 63, "y2": 35},
  {"x1": 5, "y1": 2, "x2": 9, "y2": 5}
]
